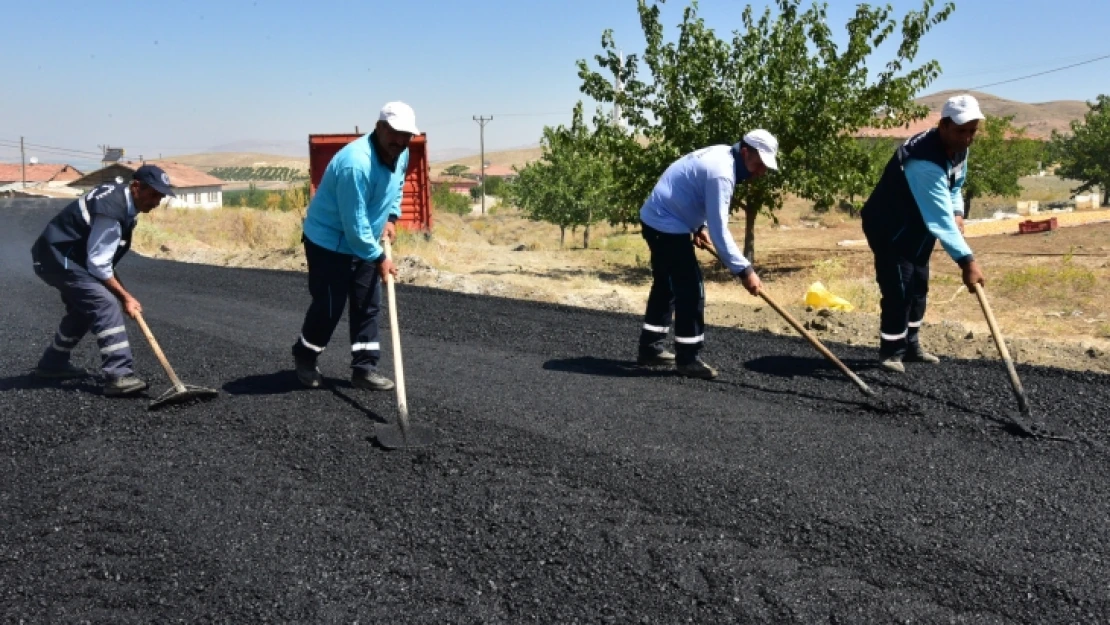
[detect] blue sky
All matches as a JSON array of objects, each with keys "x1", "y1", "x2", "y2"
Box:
[{"x1": 2, "y1": 0, "x2": 1108, "y2": 167}]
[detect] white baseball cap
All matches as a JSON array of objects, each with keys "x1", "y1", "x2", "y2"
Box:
[
  {"x1": 379, "y1": 101, "x2": 419, "y2": 135},
  {"x1": 742, "y1": 129, "x2": 779, "y2": 170},
  {"x1": 941, "y1": 94, "x2": 985, "y2": 125}
]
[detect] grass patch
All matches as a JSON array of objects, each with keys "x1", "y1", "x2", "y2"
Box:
[{"x1": 999, "y1": 260, "x2": 1096, "y2": 294}]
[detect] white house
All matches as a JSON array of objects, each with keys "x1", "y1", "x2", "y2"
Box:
[{"x1": 69, "y1": 160, "x2": 224, "y2": 209}]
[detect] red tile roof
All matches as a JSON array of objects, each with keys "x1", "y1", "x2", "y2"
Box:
[
  {"x1": 70, "y1": 160, "x2": 224, "y2": 189},
  {"x1": 0, "y1": 163, "x2": 84, "y2": 184},
  {"x1": 478, "y1": 164, "x2": 517, "y2": 177},
  {"x1": 855, "y1": 112, "x2": 943, "y2": 138}
]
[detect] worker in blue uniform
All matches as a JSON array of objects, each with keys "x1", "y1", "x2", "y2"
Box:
[
  {"x1": 861, "y1": 94, "x2": 987, "y2": 373},
  {"x1": 291, "y1": 101, "x2": 418, "y2": 391},
  {"x1": 30, "y1": 164, "x2": 174, "y2": 395}
]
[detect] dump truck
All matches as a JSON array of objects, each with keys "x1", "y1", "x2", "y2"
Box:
[{"x1": 307, "y1": 132, "x2": 432, "y2": 232}]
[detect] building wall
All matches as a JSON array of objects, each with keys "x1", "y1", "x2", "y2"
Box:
[{"x1": 168, "y1": 185, "x2": 222, "y2": 210}]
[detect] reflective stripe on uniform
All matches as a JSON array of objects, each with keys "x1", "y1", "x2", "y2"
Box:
[
  {"x1": 351, "y1": 342, "x2": 380, "y2": 352},
  {"x1": 96, "y1": 325, "x2": 125, "y2": 339},
  {"x1": 642, "y1": 323, "x2": 669, "y2": 333},
  {"x1": 881, "y1": 331, "x2": 908, "y2": 341},
  {"x1": 674, "y1": 335, "x2": 704, "y2": 344},
  {"x1": 299, "y1": 335, "x2": 325, "y2": 353},
  {"x1": 100, "y1": 341, "x2": 130, "y2": 355},
  {"x1": 78, "y1": 197, "x2": 91, "y2": 225}
]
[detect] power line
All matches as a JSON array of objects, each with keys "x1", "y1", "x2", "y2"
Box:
[
  {"x1": 964, "y1": 53, "x2": 1110, "y2": 91},
  {"x1": 944, "y1": 51, "x2": 1110, "y2": 79}
]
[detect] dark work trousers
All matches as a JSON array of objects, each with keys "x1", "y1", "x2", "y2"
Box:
[
  {"x1": 292, "y1": 236, "x2": 383, "y2": 373},
  {"x1": 639, "y1": 222, "x2": 705, "y2": 365},
  {"x1": 866, "y1": 236, "x2": 934, "y2": 357},
  {"x1": 35, "y1": 269, "x2": 133, "y2": 378}
]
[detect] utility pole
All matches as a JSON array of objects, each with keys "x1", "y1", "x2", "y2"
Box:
[
  {"x1": 20, "y1": 136, "x2": 26, "y2": 188},
  {"x1": 473, "y1": 115, "x2": 492, "y2": 215}
]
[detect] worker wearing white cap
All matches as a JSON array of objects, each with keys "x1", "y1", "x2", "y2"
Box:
[
  {"x1": 637, "y1": 129, "x2": 779, "y2": 380},
  {"x1": 861, "y1": 93, "x2": 987, "y2": 373},
  {"x1": 293, "y1": 101, "x2": 419, "y2": 391}
]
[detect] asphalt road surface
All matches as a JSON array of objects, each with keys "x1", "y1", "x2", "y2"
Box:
[{"x1": 2, "y1": 198, "x2": 1109, "y2": 623}]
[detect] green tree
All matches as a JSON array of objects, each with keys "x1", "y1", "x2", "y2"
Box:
[
  {"x1": 443, "y1": 164, "x2": 470, "y2": 177},
  {"x1": 509, "y1": 102, "x2": 615, "y2": 248},
  {"x1": 482, "y1": 175, "x2": 505, "y2": 196},
  {"x1": 962, "y1": 115, "x2": 1043, "y2": 218},
  {"x1": 578, "y1": 0, "x2": 953, "y2": 262},
  {"x1": 1051, "y1": 94, "x2": 1110, "y2": 207},
  {"x1": 432, "y1": 184, "x2": 472, "y2": 216}
]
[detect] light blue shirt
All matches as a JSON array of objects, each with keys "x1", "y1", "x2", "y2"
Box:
[
  {"x1": 903, "y1": 159, "x2": 973, "y2": 262},
  {"x1": 639, "y1": 145, "x2": 752, "y2": 275},
  {"x1": 86, "y1": 186, "x2": 135, "y2": 280},
  {"x1": 302, "y1": 134, "x2": 408, "y2": 262}
]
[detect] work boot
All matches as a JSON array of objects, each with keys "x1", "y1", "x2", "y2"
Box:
[
  {"x1": 33, "y1": 362, "x2": 89, "y2": 379},
  {"x1": 904, "y1": 346, "x2": 940, "y2": 364},
  {"x1": 295, "y1": 358, "x2": 322, "y2": 389},
  {"x1": 879, "y1": 354, "x2": 905, "y2": 373},
  {"x1": 637, "y1": 348, "x2": 676, "y2": 367},
  {"x1": 351, "y1": 369, "x2": 395, "y2": 392},
  {"x1": 103, "y1": 375, "x2": 148, "y2": 397},
  {"x1": 676, "y1": 358, "x2": 718, "y2": 380}
]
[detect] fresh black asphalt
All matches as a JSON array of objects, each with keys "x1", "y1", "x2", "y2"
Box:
[{"x1": 2, "y1": 198, "x2": 1109, "y2": 623}]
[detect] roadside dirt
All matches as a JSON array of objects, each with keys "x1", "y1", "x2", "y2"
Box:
[{"x1": 139, "y1": 214, "x2": 1110, "y2": 375}]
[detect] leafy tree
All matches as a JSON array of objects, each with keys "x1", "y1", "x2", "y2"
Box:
[
  {"x1": 578, "y1": 0, "x2": 954, "y2": 262},
  {"x1": 443, "y1": 164, "x2": 470, "y2": 177},
  {"x1": 962, "y1": 115, "x2": 1043, "y2": 218},
  {"x1": 482, "y1": 175, "x2": 505, "y2": 196},
  {"x1": 1051, "y1": 94, "x2": 1110, "y2": 206},
  {"x1": 432, "y1": 184, "x2": 471, "y2": 216},
  {"x1": 509, "y1": 102, "x2": 615, "y2": 248}
]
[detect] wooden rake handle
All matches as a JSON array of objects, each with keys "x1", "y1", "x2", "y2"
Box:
[
  {"x1": 972, "y1": 283, "x2": 1031, "y2": 416},
  {"x1": 382, "y1": 238, "x2": 411, "y2": 432},
  {"x1": 701, "y1": 245, "x2": 875, "y2": 397},
  {"x1": 133, "y1": 312, "x2": 186, "y2": 392}
]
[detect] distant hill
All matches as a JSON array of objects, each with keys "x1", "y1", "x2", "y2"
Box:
[
  {"x1": 916, "y1": 90, "x2": 1088, "y2": 138},
  {"x1": 429, "y1": 145, "x2": 543, "y2": 177},
  {"x1": 171, "y1": 152, "x2": 309, "y2": 173},
  {"x1": 204, "y1": 140, "x2": 305, "y2": 157}
]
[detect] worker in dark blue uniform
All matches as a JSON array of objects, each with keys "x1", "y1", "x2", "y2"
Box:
[
  {"x1": 861, "y1": 94, "x2": 987, "y2": 373},
  {"x1": 291, "y1": 101, "x2": 418, "y2": 391},
  {"x1": 30, "y1": 164, "x2": 174, "y2": 394}
]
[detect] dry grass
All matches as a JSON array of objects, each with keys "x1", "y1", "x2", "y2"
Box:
[
  {"x1": 130, "y1": 180, "x2": 1110, "y2": 366},
  {"x1": 134, "y1": 206, "x2": 304, "y2": 253}
]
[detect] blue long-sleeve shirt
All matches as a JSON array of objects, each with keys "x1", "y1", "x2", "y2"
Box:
[
  {"x1": 639, "y1": 145, "x2": 753, "y2": 275},
  {"x1": 904, "y1": 159, "x2": 973, "y2": 263},
  {"x1": 302, "y1": 133, "x2": 408, "y2": 262},
  {"x1": 86, "y1": 186, "x2": 136, "y2": 280}
]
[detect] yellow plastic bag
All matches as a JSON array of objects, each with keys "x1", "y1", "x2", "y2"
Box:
[{"x1": 804, "y1": 281, "x2": 855, "y2": 312}]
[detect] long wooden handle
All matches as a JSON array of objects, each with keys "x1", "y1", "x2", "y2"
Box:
[
  {"x1": 133, "y1": 312, "x2": 186, "y2": 391},
  {"x1": 701, "y1": 245, "x2": 874, "y2": 397},
  {"x1": 383, "y1": 238, "x2": 411, "y2": 432},
  {"x1": 973, "y1": 283, "x2": 1031, "y2": 416},
  {"x1": 759, "y1": 290, "x2": 875, "y2": 397}
]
